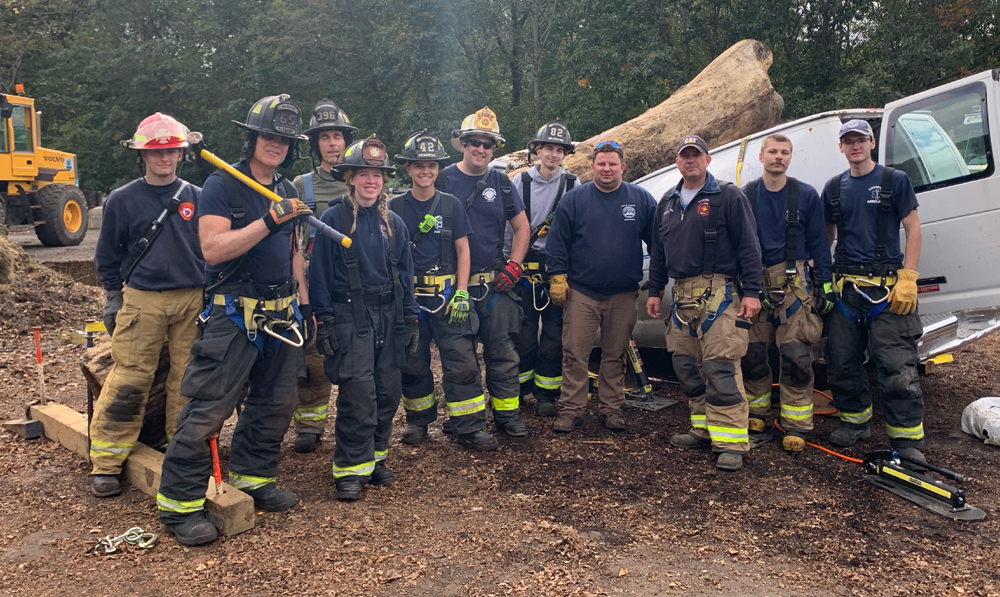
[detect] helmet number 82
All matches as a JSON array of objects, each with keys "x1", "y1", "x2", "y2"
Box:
[{"x1": 549, "y1": 127, "x2": 564, "y2": 138}]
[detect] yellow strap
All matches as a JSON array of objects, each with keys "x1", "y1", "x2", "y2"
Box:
[
  {"x1": 468, "y1": 271, "x2": 495, "y2": 286},
  {"x1": 213, "y1": 294, "x2": 297, "y2": 333},
  {"x1": 522, "y1": 261, "x2": 543, "y2": 272},
  {"x1": 833, "y1": 273, "x2": 898, "y2": 293},
  {"x1": 414, "y1": 274, "x2": 457, "y2": 290}
]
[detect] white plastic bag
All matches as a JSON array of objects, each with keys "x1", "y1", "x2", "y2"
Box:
[{"x1": 961, "y1": 397, "x2": 1000, "y2": 446}]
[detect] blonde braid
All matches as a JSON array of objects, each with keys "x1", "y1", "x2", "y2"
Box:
[{"x1": 344, "y1": 171, "x2": 359, "y2": 235}]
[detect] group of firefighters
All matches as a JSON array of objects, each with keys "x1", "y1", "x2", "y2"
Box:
[{"x1": 89, "y1": 94, "x2": 926, "y2": 546}]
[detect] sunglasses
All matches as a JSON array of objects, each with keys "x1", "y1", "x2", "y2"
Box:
[
  {"x1": 595, "y1": 140, "x2": 621, "y2": 150},
  {"x1": 463, "y1": 139, "x2": 496, "y2": 150},
  {"x1": 260, "y1": 132, "x2": 291, "y2": 145}
]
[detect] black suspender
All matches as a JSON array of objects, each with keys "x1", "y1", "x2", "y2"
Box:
[
  {"x1": 520, "y1": 171, "x2": 532, "y2": 220},
  {"x1": 701, "y1": 182, "x2": 730, "y2": 276}
]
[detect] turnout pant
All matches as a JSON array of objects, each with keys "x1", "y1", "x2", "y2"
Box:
[
  {"x1": 401, "y1": 302, "x2": 486, "y2": 436},
  {"x1": 90, "y1": 286, "x2": 201, "y2": 476},
  {"x1": 559, "y1": 290, "x2": 638, "y2": 417},
  {"x1": 324, "y1": 302, "x2": 403, "y2": 483},
  {"x1": 157, "y1": 306, "x2": 301, "y2": 524},
  {"x1": 667, "y1": 275, "x2": 750, "y2": 454},
  {"x1": 293, "y1": 345, "x2": 333, "y2": 435},
  {"x1": 740, "y1": 262, "x2": 822, "y2": 433},
  {"x1": 826, "y1": 284, "x2": 924, "y2": 449},
  {"x1": 514, "y1": 279, "x2": 564, "y2": 404},
  {"x1": 474, "y1": 288, "x2": 524, "y2": 424}
]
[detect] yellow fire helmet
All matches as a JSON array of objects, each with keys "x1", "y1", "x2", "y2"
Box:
[{"x1": 450, "y1": 106, "x2": 505, "y2": 152}]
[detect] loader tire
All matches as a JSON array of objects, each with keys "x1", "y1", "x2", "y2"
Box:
[{"x1": 34, "y1": 183, "x2": 88, "y2": 247}]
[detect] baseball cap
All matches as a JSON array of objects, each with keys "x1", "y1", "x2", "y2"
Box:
[
  {"x1": 839, "y1": 119, "x2": 874, "y2": 139},
  {"x1": 676, "y1": 135, "x2": 709, "y2": 155}
]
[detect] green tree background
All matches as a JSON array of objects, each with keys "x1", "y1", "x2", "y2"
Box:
[{"x1": 4, "y1": 0, "x2": 998, "y2": 191}]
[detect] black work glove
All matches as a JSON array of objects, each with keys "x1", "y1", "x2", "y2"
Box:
[
  {"x1": 405, "y1": 316, "x2": 420, "y2": 356},
  {"x1": 299, "y1": 304, "x2": 316, "y2": 346},
  {"x1": 316, "y1": 316, "x2": 339, "y2": 356},
  {"x1": 814, "y1": 282, "x2": 837, "y2": 316},
  {"x1": 103, "y1": 290, "x2": 123, "y2": 336},
  {"x1": 263, "y1": 197, "x2": 312, "y2": 233}
]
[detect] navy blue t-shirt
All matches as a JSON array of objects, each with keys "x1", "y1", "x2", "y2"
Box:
[
  {"x1": 390, "y1": 191, "x2": 473, "y2": 270},
  {"x1": 545, "y1": 181, "x2": 656, "y2": 300},
  {"x1": 440, "y1": 165, "x2": 525, "y2": 273},
  {"x1": 744, "y1": 178, "x2": 832, "y2": 283},
  {"x1": 308, "y1": 198, "x2": 419, "y2": 319},
  {"x1": 199, "y1": 162, "x2": 296, "y2": 286},
  {"x1": 822, "y1": 164, "x2": 918, "y2": 264}
]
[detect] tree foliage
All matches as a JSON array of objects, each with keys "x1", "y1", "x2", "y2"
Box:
[{"x1": 3, "y1": 0, "x2": 997, "y2": 190}]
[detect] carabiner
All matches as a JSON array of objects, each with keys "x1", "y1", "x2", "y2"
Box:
[
  {"x1": 530, "y1": 277, "x2": 550, "y2": 311},
  {"x1": 261, "y1": 321, "x2": 305, "y2": 347},
  {"x1": 852, "y1": 283, "x2": 889, "y2": 304},
  {"x1": 416, "y1": 292, "x2": 447, "y2": 314}
]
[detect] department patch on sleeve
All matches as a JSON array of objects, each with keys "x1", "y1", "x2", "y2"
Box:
[{"x1": 179, "y1": 202, "x2": 195, "y2": 220}]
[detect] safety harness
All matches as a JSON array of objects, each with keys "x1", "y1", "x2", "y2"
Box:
[
  {"x1": 390, "y1": 192, "x2": 457, "y2": 315},
  {"x1": 745, "y1": 177, "x2": 811, "y2": 325},
  {"x1": 518, "y1": 169, "x2": 577, "y2": 311},
  {"x1": 199, "y1": 169, "x2": 304, "y2": 351},
  {"x1": 120, "y1": 180, "x2": 191, "y2": 285},
  {"x1": 827, "y1": 167, "x2": 900, "y2": 325},
  {"x1": 336, "y1": 200, "x2": 407, "y2": 363}
]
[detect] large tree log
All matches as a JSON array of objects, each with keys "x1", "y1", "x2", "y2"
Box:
[{"x1": 506, "y1": 39, "x2": 784, "y2": 183}]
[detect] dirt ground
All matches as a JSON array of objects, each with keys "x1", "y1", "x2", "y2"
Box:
[{"x1": 1, "y1": 240, "x2": 1000, "y2": 597}]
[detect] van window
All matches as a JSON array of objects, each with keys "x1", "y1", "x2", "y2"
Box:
[
  {"x1": 886, "y1": 83, "x2": 992, "y2": 192},
  {"x1": 12, "y1": 106, "x2": 33, "y2": 152},
  {"x1": 0, "y1": 119, "x2": 7, "y2": 153}
]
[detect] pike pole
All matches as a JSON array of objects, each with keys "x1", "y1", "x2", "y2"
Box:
[{"x1": 186, "y1": 132, "x2": 352, "y2": 249}]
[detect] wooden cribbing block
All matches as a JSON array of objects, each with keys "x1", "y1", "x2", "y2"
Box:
[
  {"x1": 29, "y1": 403, "x2": 254, "y2": 536},
  {"x1": 4, "y1": 418, "x2": 44, "y2": 439}
]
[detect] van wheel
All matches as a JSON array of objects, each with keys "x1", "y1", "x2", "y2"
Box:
[{"x1": 34, "y1": 184, "x2": 88, "y2": 247}]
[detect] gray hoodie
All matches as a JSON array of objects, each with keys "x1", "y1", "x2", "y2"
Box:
[{"x1": 504, "y1": 165, "x2": 573, "y2": 257}]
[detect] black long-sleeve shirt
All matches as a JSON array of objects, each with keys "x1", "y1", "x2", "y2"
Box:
[
  {"x1": 648, "y1": 172, "x2": 762, "y2": 295},
  {"x1": 545, "y1": 181, "x2": 656, "y2": 300},
  {"x1": 95, "y1": 177, "x2": 204, "y2": 291}
]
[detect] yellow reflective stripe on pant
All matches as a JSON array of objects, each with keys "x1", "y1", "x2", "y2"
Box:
[
  {"x1": 294, "y1": 404, "x2": 328, "y2": 422},
  {"x1": 403, "y1": 393, "x2": 435, "y2": 412},
  {"x1": 491, "y1": 396, "x2": 519, "y2": 411},
  {"x1": 781, "y1": 403, "x2": 813, "y2": 421},
  {"x1": 156, "y1": 493, "x2": 205, "y2": 514},
  {"x1": 447, "y1": 395, "x2": 486, "y2": 417},
  {"x1": 535, "y1": 374, "x2": 562, "y2": 390},
  {"x1": 333, "y1": 460, "x2": 375, "y2": 478},
  {"x1": 707, "y1": 425, "x2": 749, "y2": 443},
  {"x1": 887, "y1": 422, "x2": 924, "y2": 440},
  {"x1": 89, "y1": 439, "x2": 132, "y2": 461},
  {"x1": 229, "y1": 473, "x2": 275, "y2": 491},
  {"x1": 839, "y1": 406, "x2": 872, "y2": 425},
  {"x1": 747, "y1": 392, "x2": 771, "y2": 409},
  {"x1": 519, "y1": 369, "x2": 535, "y2": 384},
  {"x1": 374, "y1": 449, "x2": 388, "y2": 462},
  {"x1": 691, "y1": 414, "x2": 708, "y2": 430}
]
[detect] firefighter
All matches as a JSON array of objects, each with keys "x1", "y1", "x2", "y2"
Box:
[
  {"x1": 739, "y1": 134, "x2": 832, "y2": 453},
  {"x1": 390, "y1": 130, "x2": 498, "y2": 450},
  {"x1": 545, "y1": 141, "x2": 656, "y2": 433},
  {"x1": 508, "y1": 121, "x2": 577, "y2": 417},
  {"x1": 436, "y1": 107, "x2": 530, "y2": 440},
  {"x1": 291, "y1": 99, "x2": 358, "y2": 453},
  {"x1": 822, "y1": 120, "x2": 925, "y2": 465},
  {"x1": 310, "y1": 135, "x2": 420, "y2": 501},
  {"x1": 90, "y1": 113, "x2": 203, "y2": 498},
  {"x1": 646, "y1": 135, "x2": 762, "y2": 471},
  {"x1": 157, "y1": 94, "x2": 313, "y2": 545}
]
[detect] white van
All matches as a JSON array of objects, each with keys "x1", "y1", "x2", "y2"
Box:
[{"x1": 631, "y1": 69, "x2": 1000, "y2": 362}]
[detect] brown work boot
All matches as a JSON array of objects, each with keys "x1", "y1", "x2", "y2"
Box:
[
  {"x1": 599, "y1": 411, "x2": 626, "y2": 432},
  {"x1": 748, "y1": 418, "x2": 766, "y2": 433},
  {"x1": 716, "y1": 453, "x2": 744, "y2": 471},
  {"x1": 552, "y1": 414, "x2": 583, "y2": 433},
  {"x1": 782, "y1": 430, "x2": 807, "y2": 453},
  {"x1": 670, "y1": 431, "x2": 711, "y2": 449}
]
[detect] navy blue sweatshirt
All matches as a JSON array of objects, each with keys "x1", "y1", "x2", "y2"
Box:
[
  {"x1": 743, "y1": 177, "x2": 832, "y2": 283},
  {"x1": 648, "y1": 172, "x2": 762, "y2": 295},
  {"x1": 309, "y1": 197, "x2": 419, "y2": 319},
  {"x1": 545, "y1": 181, "x2": 656, "y2": 300},
  {"x1": 95, "y1": 177, "x2": 204, "y2": 292}
]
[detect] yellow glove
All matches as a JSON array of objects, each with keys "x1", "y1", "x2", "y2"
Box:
[
  {"x1": 549, "y1": 274, "x2": 570, "y2": 308},
  {"x1": 888, "y1": 269, "x2": 919, "y2": 315}
]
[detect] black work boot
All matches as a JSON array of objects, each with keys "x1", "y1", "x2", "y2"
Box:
[
  {"x1": 442, "y1": 418, "x2": 455, "y2": 435},
  {"x1": 369, "y1": 462, "x2": 395, "y2": 486},
  {"x1": 293, "y1": 432, "x2": 320, "y2": 454},
  {"x1": 457, "y1": 430, "x2": 499, "y2": 451},
  {"x1": 828, "y1": 425, "x2": 871, "y2": 447},
  {"x1": 336, "y1": 479, "x2": 364, "y2": 501},
  {"x1": 91, "y1": 474, "x2": 121, "y2": 498},
  {"x1": 896, "y1": 447, "x2": 928, "y2": 472},
  {"x1": 244, "y1": 483, "x2": 298, "y2": 512},
  {"x1": 401, "y1": 424, "x2": 428, "y2": 445},
  {"x1": 497, "y1": 414, "x2": 529, "y2": 437},
  {"x1": 162, "y1": 511, "x2": 219, "y2": 546},
  {"x1": 536, "y1": 401, "x2": 558, "y2": 417}
]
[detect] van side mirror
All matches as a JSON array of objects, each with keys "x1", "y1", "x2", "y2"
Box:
[{"x1": 0, "y1": 95, "x2": 12, "y2": 120}]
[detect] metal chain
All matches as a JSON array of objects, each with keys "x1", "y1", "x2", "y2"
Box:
[{"x1": 86, "y1": 526, "x2": 158, "y2": 555}]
